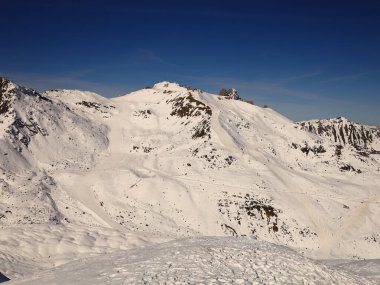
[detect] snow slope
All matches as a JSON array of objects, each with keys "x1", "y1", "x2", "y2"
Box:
[
  {"x1": 1, "y1": 78, "x2": 379, "y2": 282},
  {"x1": 8, "y1": 237, "x2": 377, "y2": 285},
  {"x1": 0, "y1": 224, "x2": 166, "y2": 279}
]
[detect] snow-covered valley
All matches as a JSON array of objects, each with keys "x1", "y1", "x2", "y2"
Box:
[{"x1": 0, "y1": 77, "x2": 379, "y2": 284}]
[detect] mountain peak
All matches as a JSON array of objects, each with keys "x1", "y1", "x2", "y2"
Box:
[
  {"x1": 334, "y1": 116, "x2": 350, "y2": 123},
  {"x1": 152, "y1": 81, "x2": 182, "y2": 91},
  {"x1": 0, "y1": 77, "x2": 41, "y2": 99},
  {"x1": 0, "y1": 76, "x2": 17, "y2": 93}
]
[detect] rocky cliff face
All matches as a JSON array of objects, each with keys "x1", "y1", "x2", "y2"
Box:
[{"x1": 297, "y1": 117, "x2": 380, "y2": 151}]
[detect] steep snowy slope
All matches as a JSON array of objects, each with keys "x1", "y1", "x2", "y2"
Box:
[
  {"x1": 0, "y1": 77, "x2": 111, "y2": 227},
  {"x1": 8, "y1": 237, "x2": 377, "y2": 285},
  {"x1": 1, "y1": 78, "x2": 379, "y2": 281}
]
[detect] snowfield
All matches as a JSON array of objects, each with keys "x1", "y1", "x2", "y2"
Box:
[
  {"x1": 0, "y1": 224, "x2": 166, "y2": 279},
  {"x1": 0, "y1": 78, "x2": 379, "y2": 283},
  {"x1": 7, "y1": 237, "x2": 378, "y2": 285}
]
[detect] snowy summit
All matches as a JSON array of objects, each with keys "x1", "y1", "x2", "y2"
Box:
[{"x1": 0, "y1": 78, "x2": 379, "y2": 284}]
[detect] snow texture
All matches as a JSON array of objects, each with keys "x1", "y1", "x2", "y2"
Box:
[{"x1": 8, "y1": 237, "x2": 378, "y2": 285}]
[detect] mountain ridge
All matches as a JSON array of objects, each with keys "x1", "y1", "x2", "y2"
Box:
[
  {"x1": 297, "y1": 117, "x2": 380, "y2": 150},
  {"x1": 0, "y1": 78, "x2": 379, "y2": 281}
]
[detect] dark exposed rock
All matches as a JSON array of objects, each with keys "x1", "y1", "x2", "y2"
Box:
[
  {"x1": 1, "y1": 77, "x2": 53, "y2": 120},
  {"x1": 218, "y1": 193, "x2": 281, "y2": 235},
  {"x1": 219, "y1": 88, "x2": 240, "y2": 100},
  {"x1": 168, "y1": 93, "x2": 212, "y2": 140},
  {"x1": 8, "y1": 117, "x2": 49, "y2": 151},
  {"x1": 297, "y1": 117, "x2": 380, "y2": 149},
  {"x1": 299, "y1": 143, "x2": 326, "y2": 156},
  {"x1": 133, "y1": 109, "x2": 152, "y2": 118},
  {"x1": 225, "y1": 156, "x2": 235, "y2": 165},
  {"x1": 221, "y1": 224, "x2": 238, "y2": 236},
  {"x1": 168, "y1": 93, "x2": 212, "y2": 118},
  {"x1": 340, "y1": 164, "x2": 361, "y2": 173},
  {"x1": 76, "y1": 101, "x2": 102, "y2": 110},
  {"x1": 335, "y1": 145, "x2": 343, "y2": 156},
  {"x1": 179, "y1": 84, "x2": 203, "y2": 93},
  {"x1": 298, "y1": 117, "x2": 380, "y2": 161},
  {"x1": 192, "y1": 119, "x2": 211, "y2": 140},
  {"x1": 76, "y1": 101, "x2": 114, "y2": 114},
  {"x1": 0, "y1": 77, "x2": 15, "y2": 116}
]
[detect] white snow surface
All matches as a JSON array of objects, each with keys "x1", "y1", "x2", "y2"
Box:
[
  {"x1": 0, "y1": 79, "x2": 379, "y2": 283},
  {"x1": 7, "y1": 237, "x2": 378, "y2": 285}
]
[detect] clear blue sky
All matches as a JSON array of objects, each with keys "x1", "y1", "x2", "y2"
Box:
[{"x1": 1, "y1": 0, "x2": 379, "y2": 124}]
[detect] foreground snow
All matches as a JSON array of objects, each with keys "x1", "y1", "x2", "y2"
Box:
[
  {"x1": 8, "y1": 237, "x2": 377, "y2": 285},
  {"x1": 0, "y1": 224, "x2": 166, "y2": 279}
]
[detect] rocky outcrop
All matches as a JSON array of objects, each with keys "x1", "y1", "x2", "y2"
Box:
[
  {"x1": 0, "y1": 77, "x2": 15, "y2": 116},
  {"x1": 297, "y1": 117, "x2": 380, "y2": 149},
  {"x1": 219, "y1": 88, "x2": 240, "y2": 100}
]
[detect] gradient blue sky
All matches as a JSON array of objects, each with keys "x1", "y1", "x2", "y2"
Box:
[{"x1": 1, "y1": 0, "x2": 379, "y2": 124}]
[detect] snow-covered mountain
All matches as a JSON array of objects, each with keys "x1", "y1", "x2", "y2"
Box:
[
  {"x1": 1, "y1": 78, "x2": 379, "y2": 283},
  {"x1": 297, "y1": 117, "x2": 380, "y2": 151}
]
